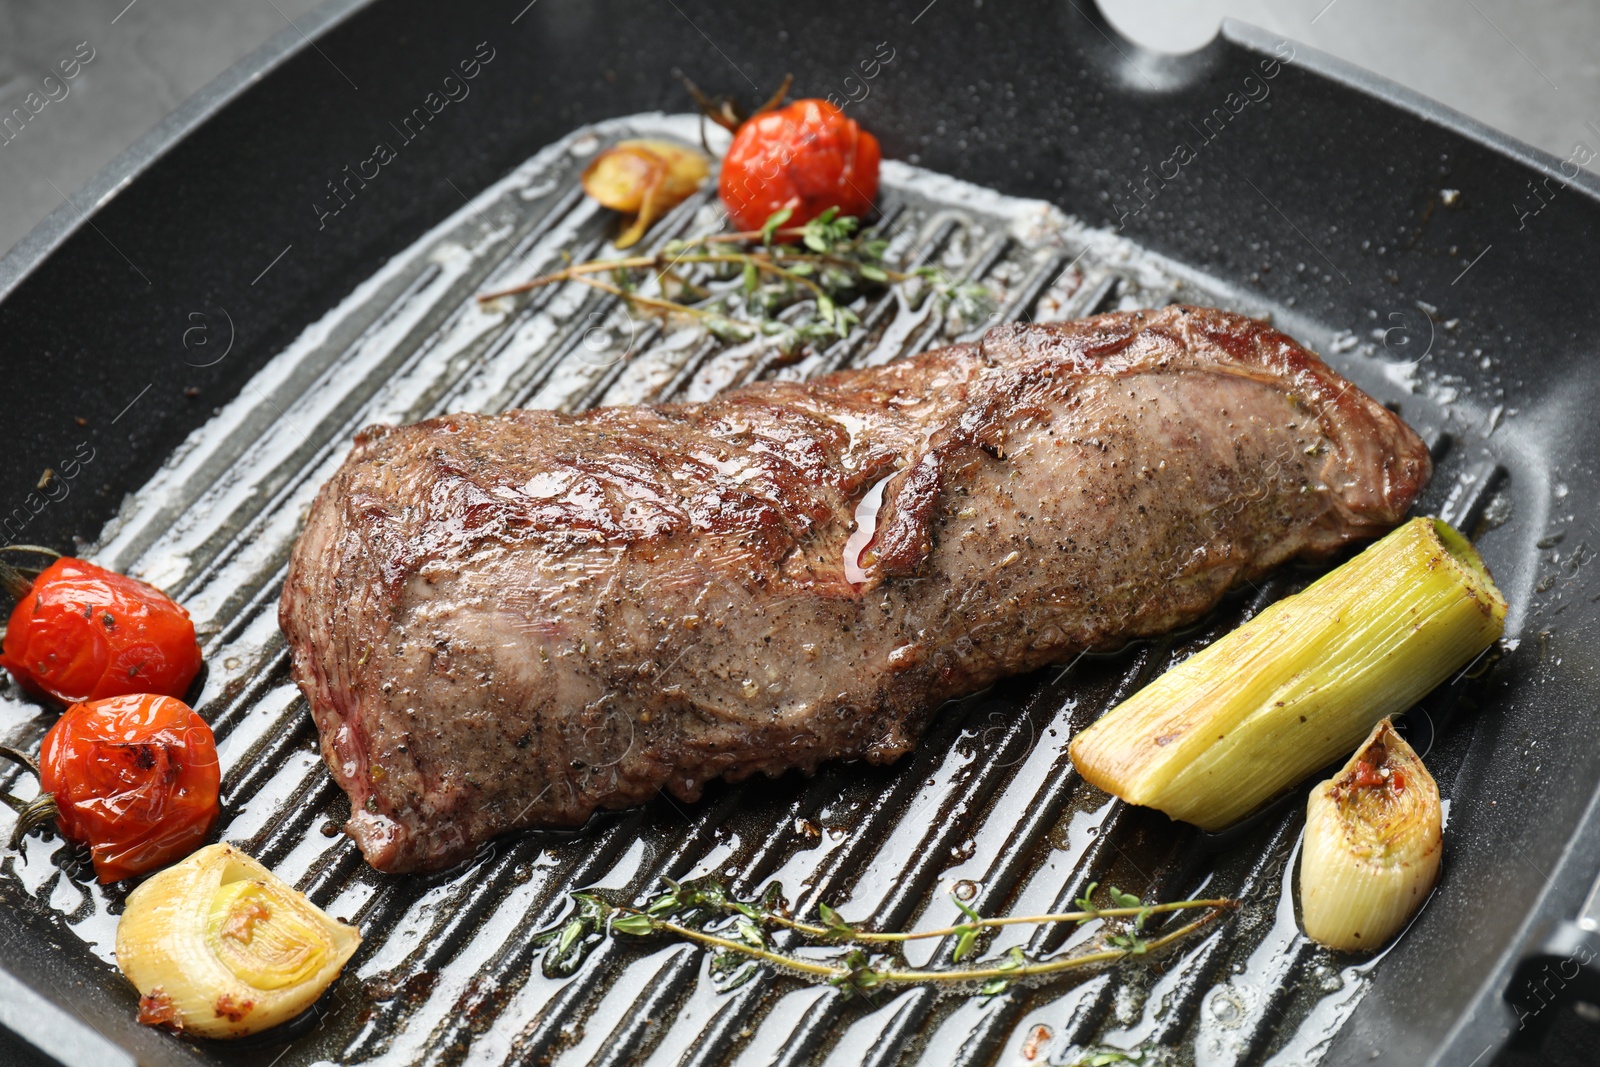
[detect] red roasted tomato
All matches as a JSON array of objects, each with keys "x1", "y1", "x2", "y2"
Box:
[
  {"x1": 718, "y1": 98, "x2": 881, "y2": 233},
  {"x1": 1, "y1": 557, "x2": 202, "y2": 705},
  {"x1": 39, "y1": 693, "x2": 220, "y2": 882}
]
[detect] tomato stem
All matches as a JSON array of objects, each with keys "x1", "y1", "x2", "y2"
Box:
[
  {"x1": 752, "y1": 73, "x2": 794, "y2": 118},
  {"x1": 0, "y1": 746, "x2": 40, "y2": 778},
  {"x1": 6, "y1": 792, "x2": 57, "y2": 851},
  {"x1": 0, "y1": 744, "x2": 55, "y2": 853},
  {"x1": 0, "y1": 559, "x2": 30, "y2": 601}
]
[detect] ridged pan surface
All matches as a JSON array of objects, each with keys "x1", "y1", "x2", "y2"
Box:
[{"x1": 0, "y1": 113, "x2": 1530, "y2": 1066}]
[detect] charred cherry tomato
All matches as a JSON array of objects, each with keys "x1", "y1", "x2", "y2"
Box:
[
  {"x1": 718, "y1": 98, "x2": 881, "y2": 233},
  {"x1": 38, "y1": 694, "x2": 220, "y2": 882},
  {"x1": 1, "y1": 557, "x2": 202, "y2": 705}
]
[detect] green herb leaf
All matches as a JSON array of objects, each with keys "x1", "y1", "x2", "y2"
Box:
[
  {"x1": 816, "y1": 292, "x2": 836, "y2": 325},
  {"x1": 831, "y1": 947, "x2": 885, "y2": 999},
  {"x1": 818, "y1": 900, "x2": 856, "y2": 940},
  {"x1": 979, "y1": 977, "x2": 1010, "y2": 996},
  {"x1": 858, "y1": 263, "x2": 889, "y2": 282},
  {"x1": 953, "y1": 925, "x2": 980, "y2": 962},
  {"x1": 761, "y1": 207, "x2": 793, "y2": 246},
  {"x1": 573, "y1": 893, "x2": 613, "y2": 922},
  {"x1": 706, "y1": 317, "x2": 756, "y2": 344},
  {"x1": 734, "y1": 917, "x2": 766, "y2": 949},
  {"x1": 1108, "y1": 887, "x2": 1142, "y2": 909},
  {"x1": 742, "y1": 261, "x2": 759, "y2": 293},
  {"x1": 1074, "y1": 882, "x2": 1101, "y2": 915},
  {"x1": 556, "y1": 918, "x2": 585, "y2": 956},
  {"x1": 611, "y1": 913, "x2": 656, "y2": 937},
  {"x1": 710, "y1": 951, "x2": 759, "y2": 991},
  {"x1": 1107, "y1": 932, "x2": 1147, "y2": 956}
]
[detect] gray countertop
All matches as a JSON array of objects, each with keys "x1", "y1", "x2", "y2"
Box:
[
  {"x1": 0, "y1": 0, "x2": 321, "y2": 258},
  {"x1": 2, "y1": 0, "x2": 1597, "y2": 259}
]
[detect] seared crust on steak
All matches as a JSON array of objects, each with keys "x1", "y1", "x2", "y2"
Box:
[{"x1": 280, "y1": 306, "x2": 1430, "y2": 872}]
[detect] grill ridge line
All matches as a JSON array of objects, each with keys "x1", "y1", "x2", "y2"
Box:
[
  {"x1": 923, "y1": 587, "x2": 1285, "y2": 1062},
  {"x1": 781, "y1": 691, "x2": 1135, "y2": 1067},
  {"x1": 434, "y1": 792, "x2": 749, "y2": 1066},
  {"x1": 656, "y1": 659, "x2": 1158, "y2": 1067},
  {"x1": 841, "y1": 650, "x2": 1189, "y2": 1067},
  {"x1": 118, "y1": 195, "x2": 612, "y2": 761},
  {"x1": 505, "y1": 184, "x2": 725, "y2": 411},
  {"x1": 339, "y1": 811, "x2": 646, "y2": 1062},
  {"x1": 164, "y1": 262, "x2": 446, "y2": 604},
  {"x1": 144, "y1": 178, "x2": 643, "y2": 651},
  {"x1": 141, "y1": 168, "x2": 733, "y2": 966},
  {"x1": 515, "y1": 693, "x2": 995, "y2": 1066}
]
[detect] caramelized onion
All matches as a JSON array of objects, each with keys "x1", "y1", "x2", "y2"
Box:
[
  {"x1": 1299, "y1": 719, "x2": 1442, "y2": 951},
  {"x1": 581, "y1": 139, "x2": 710, "y2": 248},
  {"x1": 116, "y1": 843, "x2": 360, "y2": 1037}
]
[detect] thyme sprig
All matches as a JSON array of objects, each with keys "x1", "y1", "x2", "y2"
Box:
[
  {"x1": 533, "y1": 876, "x2": 1234, "y2": 998},
  {"x1": 475, "y1": 208, "x2": 992, "y2": 360}
]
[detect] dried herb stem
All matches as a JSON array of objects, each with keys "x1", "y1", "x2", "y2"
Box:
[
  {"x1": 634, "y1": 908, "x2": 1226, "y2": 987},
  {"x1": 880, "y1": 913, "x2": 1221, "y2": 983},
  {"x1": 477, "y1": 249, "x2": 904, "y2": 303},
  {"x1": 561, "y1": 275, "x2": 735, "y2": 327},
  {"x1": 652, "y1": 919, "x2": 844, "y2": 979},
  {"x1": 539, "y1": 878, "x2": 1235, "y2": 997},
  {"x1": 473, "y1": 206, "x2": 967, "y2": 361},
  {"x1": 741, "y1": 898, "x2": 1235, "y2": 943}
]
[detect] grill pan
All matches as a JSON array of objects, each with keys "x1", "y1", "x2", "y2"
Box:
[{"x1": 3, "y1": 2, "x2": 1600, "y2": 1065}]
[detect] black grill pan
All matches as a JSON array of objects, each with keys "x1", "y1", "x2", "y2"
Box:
[{"x1": 2, "y1": 2, "x2": 1599, "y2": 1065}]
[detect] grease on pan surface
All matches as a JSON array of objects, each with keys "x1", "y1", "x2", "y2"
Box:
[{"x1": 0, "y1": 113, "x2": 1514, "y2": 1066}]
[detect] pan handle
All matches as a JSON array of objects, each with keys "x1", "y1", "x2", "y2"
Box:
[{"x1": 1503, "y1": 871, "x2": 1600, "y2": 1047}]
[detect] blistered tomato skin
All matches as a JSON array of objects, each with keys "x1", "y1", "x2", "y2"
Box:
[
  {"x1": 718, "y1": 99, "x2": 881, "y2": 233},
  {"x1": 40, "y1": 694, "x2": 221, "y2": 883},
  {"x1": 0, "y1": 558, "x2": 202, "y2": 705}
]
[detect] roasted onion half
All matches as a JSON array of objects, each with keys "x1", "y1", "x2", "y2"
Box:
[
  {"x1": 116, "y1": 843, "x2": 360, "y2": 1037},
  {"x1": 1299, "y1": 719, "x2": 1443, "y2": 952}
]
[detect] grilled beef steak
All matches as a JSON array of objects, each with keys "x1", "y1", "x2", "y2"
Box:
[{"x1": 280, "y1": 306, "x2": 1431, "y2": 872}]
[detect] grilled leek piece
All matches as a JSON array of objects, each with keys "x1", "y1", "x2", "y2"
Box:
[
  {"x1": 1069, "y1": 517, "x2": 1504, "y2": 830},
  {"x1": 1299, "y1": 718, "x2": 1442, "y2": 950},
  {"x1": 116, "y1": 843, "x2": 360, "y2": 1038}
]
